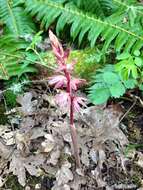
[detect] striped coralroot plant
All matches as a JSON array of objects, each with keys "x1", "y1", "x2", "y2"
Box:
[{"x1": 48, "y1": 30, "x2": 86, "y2": 168}]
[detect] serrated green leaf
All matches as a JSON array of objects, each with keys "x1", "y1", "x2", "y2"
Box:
[
  {"x1": 88, "y1": 64, "x2": 139, "y2": 105},
  {"x1": 133, "y1": 50, "x2": 140, "y2": 56},
  {"x1": 116, "y1": 52, "x2": 130, "y2": 60},
  {"x1": 139, "y1": 84, "x2": 143, "y2": 91},
  {"x1": 103, "y1": 71, "x2": 119, "y2": 84},
  {"x1": 109, "y1": 82, "x2": 125, "y2": 97},
  {"x1": 124, "y1": 79, "x2": 137, "y2": 89},
  {"x1": 134, "y1": 57, "x2": 143, "y2": 67},
  {"x1": 88, "y1": 87, "x2": 110, "y2": 104}
]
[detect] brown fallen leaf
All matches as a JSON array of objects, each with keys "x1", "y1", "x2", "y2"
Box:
[
  {"x1": 53, "y1": 161, "x2": 73, "y2": 188},
  {"x1": 47, "y1": 146, "x2": 61, "y2": 165},
  {"x1": 41, "y1": 134, "x2": 55, "y2": 153},
  {"x1": 79, "y1": 106, "x2": 128, "y2": 147},
  {"x1": 52, "y1": 184, "x2": 70, "y2": 190},
  {"x1": 80, "y1": 144, "x2": 89, "y2": 166},
  {"x1": 70, "y1": 174, "x2": 86, "y2": 190},
  {"x1": 136, "y1": 152, "x2": 143, "y2": 168},
  {"x1": 76, "y1": 106, "x2": 129, "y2": 187},
  {"x1": 17, "y1": 92, "x2": 36, "y2": 115},
  {"x1": 9, "y1": 150, "x2": 45, "y2": 186},
  {"x1": 0, "y1": 138, "x2": 13, "y2": 159}
]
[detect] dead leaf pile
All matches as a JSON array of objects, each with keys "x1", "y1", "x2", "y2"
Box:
[{"x1": 0, "y1": 85, "x2": 142, "y2": 189}]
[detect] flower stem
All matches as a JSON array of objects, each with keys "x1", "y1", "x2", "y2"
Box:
[
  {"x1": 64, "y1": 69, "x2": 80, "y2": 168},
  {"x1": 49, "y1": 30, "x2": 81, "y2": 168},
  {"x1": 70, "y1": 97, "x2": 81, "y2": 168}
]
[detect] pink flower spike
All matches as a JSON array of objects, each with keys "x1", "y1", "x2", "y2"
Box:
[
  {"x1": 48, "y1": 75, "x2": 67, "y2": 89},
  {"x1": 49, "y1": 30, "x2": 64, "y2": 61},
  {"x1": 65, "y1": 60, "x2": 77, "y2": 73},
  {"x1": 55, "y1": 64, "x2": 66, "y2": 73},
  {"x1": 55, "y1": 92, "x2": 70, "y2": 109},
  {"x1": 71, "y1": 78, "x2": 86, "y2": 90},
  {"x1": 73, "y1": 96, "x2": 87, "y2": 112},
  {"x1": 63, "y1": 48, "x2": 70, "y2": 61},
  {"x1": 55, "y1": 63, "x2": 74, "y2": 73},
  {"x1": 55, "y1": 60, "x2": 76, "y2": 73}
]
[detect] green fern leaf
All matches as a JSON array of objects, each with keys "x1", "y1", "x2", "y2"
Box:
[
  {"x1": 0, "y1": 35, "x2": 37, "y2": 80},
  {"x1": 72, "y1": 0, "x2": 116, "y2": 17},
  {"x1": 25, "y1": 0, "x2": 143, "y2": 53},
  {"x1": 0, "y1": 0, "x2": 36, "y2": 36}
]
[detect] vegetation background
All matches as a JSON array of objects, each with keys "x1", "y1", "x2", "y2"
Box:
[{"x1": 0, "y1": 0, "x2": 143, "y2": 189}]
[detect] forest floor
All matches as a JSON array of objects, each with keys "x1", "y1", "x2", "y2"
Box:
[{"x1": 0, "y1": 76, "x2": 142, "y2": 190}]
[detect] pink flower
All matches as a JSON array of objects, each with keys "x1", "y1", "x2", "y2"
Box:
[
  {"x1": 55, "y1": 59, "x2": 77, "y2": 74},
  {"x1": 49, "y1": 30, "x2": 64, "y2": 62},
  {"x1": 71, "y1": 78, "x2": 86, "y2": 90},
  {"x1": 48, "y1": 30, "x2": 87, "y2": 167},
  {"x1": 72, "y1": 96, "x2": 87, "y2": 112},
  {"x1": 55, "y1": 92, "x2": 70, "y2": 109},
  {"x1": 48, "y1": 75, "x2": 67, "y2": 88},
  {"x1": 65, "y1": 60, "x2": 77, "y2": 72},
  {"x1": 63, "y1": 48, "x2": 70, "y2": 61}
]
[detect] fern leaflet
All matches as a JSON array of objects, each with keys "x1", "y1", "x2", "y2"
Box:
[
  {"x1": 0, "y1": 0, "x2": 36, "y2": 36},
  {"x1": 25, "y1": 0, "x2": 143, "y2": 53}
]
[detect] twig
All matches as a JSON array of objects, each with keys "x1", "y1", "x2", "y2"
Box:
[
  {"x1": 0, "y1": 79, "x2": 50, "y2": 95},
  {"x1": 129, "y1": 94, "x2": 143, "y2": 107},
  {"x1": 119, "y1": 99, "x2": 137, "y2": 123},
  {"x1": 0, "y1": 52, "x2": 57, "y2": 71}
]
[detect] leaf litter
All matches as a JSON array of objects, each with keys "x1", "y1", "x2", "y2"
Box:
[{"x1": 0, "y1": 83, "x2": 142, "y2": 189}]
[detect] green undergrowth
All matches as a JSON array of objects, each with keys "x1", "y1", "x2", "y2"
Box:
[
  {"x1": 0, "y1": 103, "x2": 8, "y2": 124},
  {"x1": 4, "y1": 175, "x2": 42, "y2": 190},
  {"x1": 69, "y1": 48, "x2": 102, "y2": 79},
  {"x1": 42, "y1": 48, "x2": 102, "y2": 80},
  {"x1": 4, "y1": 90, "x2": 17, "y2": 108}
]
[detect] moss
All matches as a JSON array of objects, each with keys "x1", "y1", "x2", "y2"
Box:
[
  {"x1": 27, "y1": 175, "x2": 42, "y2": 189},
  {"x1": 4, "y1": 175, "x2": 23, "y2": 190},
  {"x1": 4, "y1": 174, "x2": 54, "y2": 190},
  {"x1": 69, "y1": 48, "x2": 101, "y2": 80},
  {"x1": 44, "y1": 48, "x2": 102, "y2": 80},
  {"x1": 4, "y1": 90, "x2": 17, "y2": 108},
  {"x1": 132, "y1": 174, "x2": 142, "y2": 187},
  {"x1": 128, "y1": 123, "x2": 142, "y2": 143},
  {"x1": 0, "y1": 103, "x2": 8, "y2": 124},
  {"x1": 5, "y1": 175, "x2": 41, "y2": 189}
]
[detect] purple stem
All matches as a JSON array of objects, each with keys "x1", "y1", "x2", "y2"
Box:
[{"x1": 64, "y1": 69, "x2": 81, "y2": 168}]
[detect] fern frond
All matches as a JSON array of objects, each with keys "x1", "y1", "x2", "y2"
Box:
[
  {"x1": 0, "y1": 35, "x2": 37, "y2": 80},
  {"x1": 112, "y1": 0, "x2": 143, "y2": 27},
  {"x1": 0, "y1": 0, "x2": 36, "y2": 36},
  {"x1": 25, "y1": 0, "x2": 143, "y2": 53},
  {"x1": 72, "y1": 0, "x2": 116, "y2": 17}
]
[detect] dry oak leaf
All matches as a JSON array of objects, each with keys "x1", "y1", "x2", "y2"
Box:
[
  {"x1": 17, "y1": 92, "x2": 36, "y2": 115},
  {"x1": 136, "y1": 152, "x2": 143, "y2": 168},
  {"x1": 9, "y1": 151, "x2": 44, "y2": 186},
  {"x1": 55, "y1": 161, "x2": 73, "y2": 186},
  {"x1": 52, "y1": 184, "x2": 70, "y2": 190},
  {"x1": 47, "y1": 146, "x2": 61, "y2": 165},
  {"x1": 41, "y1": 134, "x2": 55, "y2": 153},
  {"x1": 79, "y1": 106, "x2": 128, "y2": 147}
]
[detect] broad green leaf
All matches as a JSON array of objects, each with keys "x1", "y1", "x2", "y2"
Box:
[
  {"x1": 116, "y1": 52, "x2": 130, "y2": 60},
  {"x1": 88, "y1": 88, "x2": 110, "y2": 104},
  {"x1": 134, "y1": 57, "x2": 143, "y2": 67},
  {"x1": 103, "y1": 71, "x2": 119, "y2": 84},
  {"x1": 139, "y1": 84, "x2": 143, "y2": 91},
  {"x1": 133, "y1": 50, "x2": 140, "y2": 56},
  {"x1": 109, "y1": 82, "x2": 125, "y2": 98},
  {"x1": 124, "y1": 79, "x2": 137, "y2": 89}
]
